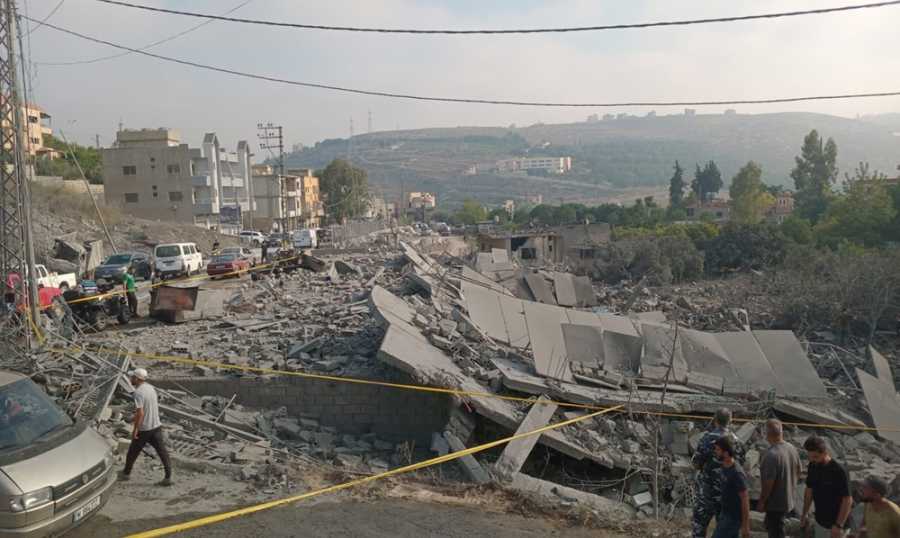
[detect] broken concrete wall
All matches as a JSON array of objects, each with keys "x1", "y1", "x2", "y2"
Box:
[{"x1": 155, "y1": 375, "x2": 452, "y2": 446}]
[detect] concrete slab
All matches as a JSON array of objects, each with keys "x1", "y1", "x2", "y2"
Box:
[
  {"x1": 564, "y1": 308, "x2": 603, "y2": 328},
  {"x1": 443, "y1": 431, "x2": 491, "y2": 484},
  {"x1": 752, "y1": 330, "x2": 828, "y2": 399},
  {"x1": 509, "y1": 473, "x2": 634, "y2": 518},
  {"x1": 494, "y1": 397, "x2": 558, "y2": 478},
  {"x1": 461, "y1": 281, "x2": 509, "y2": 344},
  {"x1": 597, "y1": 314, "x2": 640, "y2": 337},
  {"x1": 524, "y1": 273, "x2": 557, "y2": 305},
  {"x1": 492, "y1": 358, "x2": 551, "y2": 394},
  {"x1": 369, "y1": 285, "x2": 415, "y2": 326},
  {"x1": 475, "y1": 252, "x2": 494, "y2": 273},
  {"x1": 772, "y1": 400, "x2": 853, "y2": 429},
  {"x1": 602, "y1": 331, "x2": 642, "y2": 375},
  {"x1": 870, "y1": 346, "x2": 895, "y2": 391},
  {"x1": 560, "y1": 324, "x2": 604, "y2": 367},
  {"x1": 497, "y1": 293, "x2": 530, "y2": 349},
  {"x1": 571, "y1": 276, "x2": 597, "y2": 307},
  {"x1": 552, "y1": 272, "x2": 578, "y2": 307},
  {"x1": 856, "y1": 369, "x2": 900, "y2": 446},
  {"x1": 460, "y1": 266, "x2": 511, "y2": 296},
  {"x1": 523, "y1": 301, "x2": 573, "y2": 382},
  {"x1": 640, "y1": 323, "x2": 688, "y2": 382},
  {"x1": 680, "y1": 329, "x2": 737, "y2": 380},
  {"x1": 635, "y1": 311, "x2": 667, "y2": 323},
  {"x1": 715, "y1": 331, "x2": 781, "y2": 395},
  {"x1": 491, "y1": 248, "x2": 509, "y2": 264}
]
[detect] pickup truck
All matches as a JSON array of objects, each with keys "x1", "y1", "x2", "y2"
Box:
[
  {"x1": 33, "y1": 264, "x2": 76, "y2": 291},
  {"x1": 4, "y1": 273, "x2": 62, "y2": 310}
]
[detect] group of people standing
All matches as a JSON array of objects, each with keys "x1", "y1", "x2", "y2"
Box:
[{"x1": 692, "y1": 409, "x2": 899, "y2": 538}]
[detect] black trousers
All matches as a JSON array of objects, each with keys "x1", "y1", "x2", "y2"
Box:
[
  {"x1": 764, "y1": 511, "x2": 786, "y2": 538},
  {"x1": 126, "y1": 291, "x2": 138, "y2": 316},
  {"x1": 123, "y1": 427, "x2": 172, "y2": 479}
]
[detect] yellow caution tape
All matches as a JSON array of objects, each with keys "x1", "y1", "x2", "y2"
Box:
[
  {"x1": 125, "y1": 405, "x2": 623, "y2": 538},
  {"x1": 48, "y1": 346, "x2": 900, "y2": 433}
]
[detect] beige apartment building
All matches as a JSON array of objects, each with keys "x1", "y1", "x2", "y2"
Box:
[
  {"x1": 102, "y1": 129, "x2": 253, "y2": 230},
  {"x1": 251, "y1": 165, "x2": 301, "y2": 232},
  {"x1": 288, "y1": 168, "x2": 324, "y2": 228},
  {"x1": 2, "y1": 103, "x2": 59, "y2": 159}
]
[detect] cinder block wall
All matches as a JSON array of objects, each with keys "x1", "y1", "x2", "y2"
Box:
[{"x1": 156, "y1": 374, "x2": 452, "y2": 445}]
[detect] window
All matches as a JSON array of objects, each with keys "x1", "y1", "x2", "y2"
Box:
[
  {"x1": 28, "y1": 115, "x2": 38, "y2": 123},
  {"x1": 30, "y1": 137, "x2": 40, "y2": 144},
  {"x1": 167, "y1": 164, "x2": 181, "y2": 174},
  {"x1": 124, "y1": 193, "x2": 139, "y2": 203},
  {"x1": 578, "y1": 248, "x2": 596, "y2": 259},
  {"x1": 123, "y1": 165, "x2": 137, "y2": 175},
  {"x1": 152, "y1": 185, "x2": 158, "y2": 198},
  {"x1": 169, "y1": 191, "x2": 183, "y2": 202},
  {"x1": 520, "y1": 247, "x2": 536, "y2": 260}
]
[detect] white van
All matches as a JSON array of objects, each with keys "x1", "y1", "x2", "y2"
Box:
[
  {"x1": 292, "y1": 229, "x2": 317, "y2": 249},
  {"x1": 153, "y1": 243, "x2": 203, "y2": 280}
]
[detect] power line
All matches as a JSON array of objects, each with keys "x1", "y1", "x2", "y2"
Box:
[
  {"x1": 37, "y1": 0, "x2": 252, "y2": 66},
  {"x1": 24, "y1": 0, "x2": 63, "y2": 36},
  {"x1": 95, "y1": 0, "x2": 900, "y2": 35},
  {"x1": 25, "y1": 16, "x2": 900, "y2": 108}
]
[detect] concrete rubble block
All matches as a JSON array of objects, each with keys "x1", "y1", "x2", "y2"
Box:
[
  {"x1": 430, "y1": 432, "x2": 450, "y2": 456},
  {"x1": 273, "y1": 417, "x2": 302, "y2": 440},
  {"x1": 601, "y1": 330, "x2": 642, "y2": 375},
  {"x1": 715, "y1": 331, "x2": 782, "y2": 396},
  {"x1": 461, "y1": 281, "x2": 508, "y2": 344},
  {"x1": 443, "y1": 431, "x2": 491, "y2": 484},
  {"x1": 870, "y1": 346, "x2": 896, "y2": 391},
  {"x1": 494, "y1": 396, "x2": 558, "y2": 479},
  {"x1": 571, "y1": 276, "x2": 597, "y2": 307},
  {"x1": 639, "y1": 322, "x2": 688, "y2": 381},
  {"x1": 628, "y1": 491, "x2": 653, "y2": 509},
  {"x1": 772, "y1": 400, "x2": 853, "y2": 429},
  {"x1": 522, "y1": 301, "x2": 573, "y2": 382},
  {"x1": 856, "y1": 368, "x2": 900, "y2": 446},
  {"x1": 429, "y1": 334, "x2": 454, "y2": 351},
  {"x1": 53, "y1": 237, "x2": 86, "y2": 262},
  {"x1": 508, "y1": 473, "x2": 634, "y2": 518},
  {"x1": 752, "y1": 330, "x2": 828, "y2": 399},
  {"x1": 460, "y1": 266, "x2": 511, "y2": 296},
  {"x1": 334, "y1": 260, "x2": 362, "y2": 276},
  {"x1": 679, "y1": 329, "x2": 737, "y2": 380},
  {"x1": 524, "y1": 273, "x2": 557, "y2": 305},
  {"x1": 560, "y1": 323, "x2": 603, "y2": 367},
  {"x1": 551, "y1": 272, "x2": 578, "y2": 307}
]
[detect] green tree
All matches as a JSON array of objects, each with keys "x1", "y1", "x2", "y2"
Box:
[
  {"x1": 320, "y1": 158, "x2": 369, "y2": 222},
  {"x1": 39, "y1": 134, "x2": 104, "y2": 183},
  {"x1": 455, "y1": 199, "x2": 487, "y2": 225},
  {"x1": 780, "y1": 215, "x2": 814, "y2": 244},
  {"x1": 668, "y1": 160, "x2": 685, "y2": 209},
  {"x1": 729, "y1": 161, "x2": 775, "y2": 224},
  {"x1": 705, "y1": 222, "x2": 787, "y2": 274},
  {"x1": 790, "y1": 129, "x2": 838, "y2": 223},
  {"x1": 487, "y1": 207, "x2": 510, "y2": 224},
  {"x1": 691, "y1": 161, "x2": 723, "y2": 202},
  {"x1": 815, "y1": 163, "x2": 896, "y2": 247}
]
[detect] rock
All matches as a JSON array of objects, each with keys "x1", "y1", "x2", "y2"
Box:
[
  {"x1": 622, "y1": 440, "x2": 641, "y2": 454},
  {"x1": 334, "y1": 260, "x2": 362, "y2": 276},
  {"x1": 429, "y1": 334, "x2": 453, "y2": 351},
  {"x1": 675, "y1": 296, "x2": 695, "y2": 312},
  {"x1": 240, "y1": 466, "x2": 258, "y2": 481},
  {"x1": 273, "y1": 417, "x2": 302, "y2": 440},
  {"x1": 53, "y1": 238, "x2": 85, "y2": 262},
  {"x1": 438, "y1": 319, "x2": 457, "y2": 337}
]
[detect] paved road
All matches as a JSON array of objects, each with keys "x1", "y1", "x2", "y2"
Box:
[{"x1": 71, "y1": 498, "x2": 620, "y2": 538}]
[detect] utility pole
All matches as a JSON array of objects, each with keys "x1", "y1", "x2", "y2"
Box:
[
  {"x1": 257, "y1": 123, "x2": 286, "y2": 236},
  {"x1": 347, "y1": 117, "x2": 354, "y2": 162},
  {"x1": 0, "y1": 0, "x2": 39, "y2": 336},
  {"x1": 95, "y1": 134, "x2": 100, "y2": 150},
  {"x1": 367, "y1": 110, "x2": 372, "y2": 134}
]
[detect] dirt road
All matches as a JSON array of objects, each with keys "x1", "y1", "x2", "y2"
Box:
[{"x1": 71, "y1": 497, "x2": 626, "y2": 537}]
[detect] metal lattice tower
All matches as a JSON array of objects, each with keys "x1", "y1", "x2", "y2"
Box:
[{"x1": 0, "y1": 0, "x2": 40, "y2": 329}]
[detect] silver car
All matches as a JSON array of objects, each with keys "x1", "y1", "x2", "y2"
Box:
[{"x1": 0, "y1": 371, "x2": 116, "y2": 537}]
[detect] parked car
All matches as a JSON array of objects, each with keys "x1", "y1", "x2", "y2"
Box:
[
  {"x1": 32, "y1": 265, "x2": 75, "y2": 292},
  {"x1": 206, "y1": 253, "x2": 250, "y2": 279},
  {"x1": 93, "y1": 252, "x2": 153, "y2": 286},
  {"x1": 219, "y1": 246, "x2": 256, "y2": 266},
  {"x1": 292, "y1": 229, "x2": 317, "y2": 249},
  {"x1": 3, "y1": 274, "x2": 61, "y2": 313},
  {"x1": 263, "y1": 233, "x2": 286, "y2": 248},
  {"x1": 238, "y1": 231, "x2": 266, "y2": 246},
  {"x1": 432, "y1": 222, "x2": 451, "y2": 236},
  {"x1": 153, "y1": 243, "x2": 203, "y2": 280},
  {"x1": 0, "y1": 370, "x2": 116, "y2": 537}
]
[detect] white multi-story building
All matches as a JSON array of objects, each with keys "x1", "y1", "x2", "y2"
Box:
[
  {"x1": 102, "y1": 129, "x2": 253, "y2": 230},
  {"x1": 496, "y1": 157, "x2": 572, "y2": 175}
]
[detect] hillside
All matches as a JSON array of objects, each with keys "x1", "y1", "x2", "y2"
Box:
[{"x1": 285, "y1": 112, "x2": 899, "y2": 206}]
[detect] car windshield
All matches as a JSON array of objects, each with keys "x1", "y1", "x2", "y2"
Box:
[
  {"x1": 212, "y1": 254, "x2": 236, "y2": 263},
  {"x1": 155, "y1": 246, "x2": 181, "y2": 257},
  {"x1": 104, "y1": 254, "x2": 132, "y2": 265},
  {"x1": 0, "y1": 379, "x2": 73, "y2": 453}
]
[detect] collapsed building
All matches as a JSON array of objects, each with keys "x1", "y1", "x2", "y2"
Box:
[{"x1": 6, "y1": 230, "x2": 900, "y2": 530}]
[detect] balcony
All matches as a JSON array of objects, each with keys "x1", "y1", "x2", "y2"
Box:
[
  {"x1": 193, "y1": 201, "x2": 219, "y2": 215},
  {"x1": 192, "y1": 175, "x2": 212, "y2": 187}
]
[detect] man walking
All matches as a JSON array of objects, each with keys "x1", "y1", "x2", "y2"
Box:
[
  {"x1": 119, "y1": 368, "x2": 172, "y2": 486},
  {"x1": 757, "y1": 419, "x2": 802, "y2": 538},
  {"x1": 123, "y1": 267, "x2": 138, "y2": 318},
  {"x1": 712, "y1": 436, "x2": 750, "y2": 538},
  {"x1": 856, "y1": 476, "x2": 900, "y2": 537},
  {"x1": 692, "y1": 407, "x2": 743, "y2": 538},
  {"x1": 802, "y1": 436, "x2": 852, "y2": 538}
]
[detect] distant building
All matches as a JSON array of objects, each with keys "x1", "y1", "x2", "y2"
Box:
[
  {"x1": 287, "y1": 168, "x2": 323, "y2": 228},
  {"x1": 496, "y1": 157, "x2": 572, "y2": 175},
  {"x1": 407, "y1": 192, "x2": 436, "y2": 209},
  {"x1": 684, "y1": 108, "x2": 697, "y2": 116},
  {"x1": 251, "y1": 165, "x2": 301, "y2": 232},
  {"x1": 724, "y1": 109, "x2": 737, "y2": 116},
  {"x1": 685, "y1": 198, "x2": 729, "y2": 222},
  {"x1": 555, "y1": 223, "x2": 611, "y2": 270},
  {"x1": 21, "y1": 103, "x2": 58, "y2": 159},
  {"x1": 477, "y1": 230, "x2": 562, "y2": 264},
  {"x1": 525, "y1": 194, "x2": 544, "y2": 205},
  {"x1": 765, "y1": 190, "x2": 795, "y2": 224},
  {"x1": 102, "y1": 129, "x2": 253, "y2": 230},
  {"x1": 502, "y1": 199, "x2": 515, "y2": 217}
]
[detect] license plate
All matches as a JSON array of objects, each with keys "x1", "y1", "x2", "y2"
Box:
[{"x1": 73, "y1": 495, "x2": 101, "y2": 522}]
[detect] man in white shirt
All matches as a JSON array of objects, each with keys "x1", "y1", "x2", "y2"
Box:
[{"x1": 119, "y1": 368, "x2": 172, "y2": 486}]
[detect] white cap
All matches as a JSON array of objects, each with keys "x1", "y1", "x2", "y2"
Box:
[{"x1": 129, "y1": 368, "x2": 149, "y2": 380}]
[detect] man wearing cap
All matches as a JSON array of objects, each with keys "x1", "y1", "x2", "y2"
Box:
[
  {"x1": 119, "y1": 368, "x2": 172, "y2": 486},
  {"x1": 856, "y1": 476, "x2": 900, "y2": 538}
]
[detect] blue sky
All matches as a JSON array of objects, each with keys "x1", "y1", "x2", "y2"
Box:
[{"x1": 23, "y1": 0, "x2": 900, "y2": 149}]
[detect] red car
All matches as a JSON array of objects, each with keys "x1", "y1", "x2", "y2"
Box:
[
  {"x1": 206, "y1": 254, "x2": 250, "y2": 279},
  {"x1": 4, "y1": 273, "x2": 61, "y2": 311}
]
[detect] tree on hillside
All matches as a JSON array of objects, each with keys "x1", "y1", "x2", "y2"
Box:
[
  {"x1": 320, "y1": 158, "x2": 369, "y2": 222},
  {"x1": 729, "y1": 161, "x2": 775, "y2": 224},
  {"x1": 790, "y1": 129, "x2": 837, "y2": 223},
  {"x1": 691, "y1": 161, "x2": 723, "y2": 202},
  {"x1": 815, "y1": 163, "x2": 896, "y2": 247},
  {"x1": 38, "y1": 134, "x2": 104, "y2": 183},
  {"x1": 668, "y1": 161, "x2": 685, "y2": 209},
  {"x1": 455, "y1": 199, "x2": 487, "y2": 225}
]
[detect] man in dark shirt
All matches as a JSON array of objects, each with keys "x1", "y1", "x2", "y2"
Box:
[
  {"x1": 712, "y1": 436, "x2": 750, "y2": 538},
  {"x1": 802, "y1": 436, "x2": 852, "y2": 538}
]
